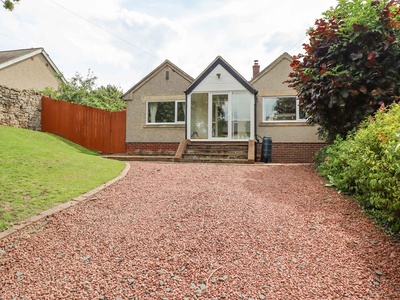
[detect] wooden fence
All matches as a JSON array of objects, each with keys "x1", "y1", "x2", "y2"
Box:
[{"x1": 41, "y1": 96, "x2": 126, "y2": 154}]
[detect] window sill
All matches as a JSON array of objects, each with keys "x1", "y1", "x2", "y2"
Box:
[
  {"x1": 259, "y1": 122, "x2": 311, "y2": 127},
  {"x1": 143, "y1": 124, "x2": 185, "y2": 128}
]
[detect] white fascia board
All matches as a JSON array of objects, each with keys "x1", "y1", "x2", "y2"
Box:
[
  {"x1": 0, "y1": 48, "x2": 66, "y2": 83},
  {"x1": 0, "y1": 49, "x2": 43, "y2": 70},
  {"x1": 40, "y1": 49, "x2": 66, "y2": 83}
]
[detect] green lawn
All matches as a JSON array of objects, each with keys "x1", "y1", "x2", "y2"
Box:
[{"x1": 0, "y1": 126, "x2": 126, "y2": 231}]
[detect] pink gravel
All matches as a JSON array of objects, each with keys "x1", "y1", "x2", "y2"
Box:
[{"x1": 0, "y1": 162, "x2": 399, "y2": 299}]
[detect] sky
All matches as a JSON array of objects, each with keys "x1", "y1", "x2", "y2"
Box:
[{"x1": 0, "y1": 0, "x2": 338, "y2": 92}]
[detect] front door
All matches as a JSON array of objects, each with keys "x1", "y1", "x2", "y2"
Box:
[{"x1": 211, "y1": 94, "x2": 229, "y2": 139}]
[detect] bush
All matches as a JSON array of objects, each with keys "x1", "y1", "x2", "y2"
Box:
[
  {"x1": 41, "y1": 71, "x2": 126, "y2": 112},
  {"x1": 317, "y1": 102, "x2": 400, "y2": 233},
  {"x1": 287, "y1": 0, "x2": 400, "y2": 142}
]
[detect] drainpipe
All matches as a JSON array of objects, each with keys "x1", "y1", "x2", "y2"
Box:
[
  {"x1": 184, "y1": 91, "x2": 188, "y2": 140},
  {"x1": 254, "y1": 91, "x2": 259, "y2": 160}
]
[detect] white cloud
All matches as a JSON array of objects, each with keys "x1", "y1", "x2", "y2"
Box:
[{"x1": 0, "y1": 0, "x2": 338, "y2": 90}]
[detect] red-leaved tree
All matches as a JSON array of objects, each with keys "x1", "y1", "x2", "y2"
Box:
[{"x1": 287, "y1": 0, "x2": 400, "y2": 142}]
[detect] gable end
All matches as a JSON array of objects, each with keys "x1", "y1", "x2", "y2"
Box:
[{"x1": 185, "y1": 57, "x2": 257, "y2": 95}]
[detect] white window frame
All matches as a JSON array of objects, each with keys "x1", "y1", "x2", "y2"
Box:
[
  {"x1": 262, "y1": 96, "x2": 306, "y2": 123},
  {"x1": 146, "y1": 100, "x2": 186, "y2": 125},
  {"x1": 175, "y1": 100, "x2": 186, "y2": 123}
]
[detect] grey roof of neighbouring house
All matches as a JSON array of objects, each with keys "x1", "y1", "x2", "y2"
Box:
[{"x1": 0, "y1": 47, "x2": 65, "y2": 82}]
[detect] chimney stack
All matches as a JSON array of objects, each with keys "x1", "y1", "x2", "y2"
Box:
[{"x1": 253, "y1": 60, "x2": 260, "y2": 78}]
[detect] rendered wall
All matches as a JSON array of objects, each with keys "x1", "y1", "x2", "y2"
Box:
[
  {"x1": 124, "y1": 65, "x2": 191, "y2": 144},
  {"x1": 252, "y1": 56, "x2": 321, "y2": 143},
  {"x1": 0, "y1": 54, "x2": 61, "y2": 91}
]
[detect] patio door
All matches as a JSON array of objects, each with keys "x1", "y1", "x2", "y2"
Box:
[
  {"x1": 189, "y1": 92, "x2": 254, "y2": 140},
  {"x1": 211, "y1": 94, "x2": 229, "y2": 139}
]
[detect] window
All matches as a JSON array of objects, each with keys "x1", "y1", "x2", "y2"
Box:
[
  {"x1": 190, "y1": 93, "x2": 208, "y2": 138},
  {"x1": 147, "y1": 100, "x2": 185, "y2": 124},
  {"x1": 262, "y1": 97, "x2": 306, "y2": 122},
  {"x1": 232, "y1": 92, "x2": 252, "y2": 139}
]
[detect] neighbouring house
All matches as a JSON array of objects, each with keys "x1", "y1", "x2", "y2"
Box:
[
  {"x1": 0, "y1": 47, "x2": 64, "y2": 91},
  {"x1": 122, "y1": 53, "x2": 325, "y2": 163}
]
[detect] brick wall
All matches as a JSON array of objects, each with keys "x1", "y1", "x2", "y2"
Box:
[
  {"x1": 126, "y1": 142, "x2": 180, "y2": 156},
  {"x1": 0, "y1": 85, "x2": 41, "y2": 130},
  {"x1": 127, "y1": 141, "x2": 325, "y2": 163},
  {"x1": 257, "y1": 142, "x2": 326, "y2": 163}
]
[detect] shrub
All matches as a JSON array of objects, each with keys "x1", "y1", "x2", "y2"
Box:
[
  {"x1": 317, "y1": 102, "x2": 400, "y2": 233},
  {"x1": 41, "y1": 71, "x2": 125, "y2": 112}
]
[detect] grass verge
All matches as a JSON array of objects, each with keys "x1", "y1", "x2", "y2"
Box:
[{"x1": 0, "y1": 126, "x2": 125, "y2": 231}]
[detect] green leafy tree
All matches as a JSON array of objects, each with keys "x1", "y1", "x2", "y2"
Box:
[
  {"x1": 2, "y1": 0, "x2": 20, "y2": 11},
  {"x1": 287, "y1": 0, "x2": 400, "y2": 142},
  {"x1": 42, "y1": 70, "x2": 125, "y2": 112}
]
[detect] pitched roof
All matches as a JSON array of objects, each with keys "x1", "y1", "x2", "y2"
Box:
[
  {"x1": 249, "y1": 52, "x2": 293, "y2": 85},
  {"x1": 0, "y1": 47, "x2": 65, "y2": 82},
  {"x1": 185, "y1": 56, "x2": 257, "y2": 95},
  {"x1": 122, "y1": 59, "x2": 194, "y2": 98}
]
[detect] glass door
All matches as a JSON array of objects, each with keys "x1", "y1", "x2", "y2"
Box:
[
  {"x1": 190, "y1": 93, "x2": 209, "y2": 139},
  {"x1": 232, "y1": 92, "x2": 251, "y2": 139},
  {"x1": 211, "y1": 94, "x2": 229, "y2": 138}
]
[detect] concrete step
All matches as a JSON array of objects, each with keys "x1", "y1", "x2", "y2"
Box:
[
  {"x1": 179, "y1": 158, "x2": 249, "y2": 164},
  {"x1": 103, "y1": 155, "x2": 174, "y2": 162},
  {"x1": 185, "y1": 149, "x2": 247, "y2": 155},
  {"x1": 188, "y1": 143, "x2": 247, "y2": 149},
  {"x1": 183, "y1": 153, "x2": 247, "y2": 160},
  {"x1": 182, "y1": 147, "x2": 248, "y2": 162},
  {"x1": 176, "y1": 140, "x2": 253, "y2": 164}
]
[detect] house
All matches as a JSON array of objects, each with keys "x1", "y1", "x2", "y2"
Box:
[
  {"x1": 122, "y1": 53, "x2": 325, "y2": 163},
  {"x1": 184, "y1": 56, "x2": 257, "y2": 141},
  {"x1": 0, "y1": 47, "x2": 64, "y2": 91},
  {"x1": 123, "y1": 59, "x2": 194, "y2": 156},
  {"x1": 250, "y1": 52, "x2": 323, "y2": 162}
]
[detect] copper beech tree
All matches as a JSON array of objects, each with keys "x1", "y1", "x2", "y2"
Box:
[{"x1": 287, "y1": 0, "x2": 400, "y2": 142}]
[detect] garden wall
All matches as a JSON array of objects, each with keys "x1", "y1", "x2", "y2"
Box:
[
  {"x1": 256, "y1": 142, "x2": 326, "y2": 163},
  {"x1": 0, "y1": 85, "x2": 41, "y2": 130}
]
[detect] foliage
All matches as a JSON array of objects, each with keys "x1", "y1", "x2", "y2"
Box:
[
  {"x1": 0, "y1": 126, "x2": 125, "y2": 231},
  {"x1": 274, "y1": 98, "x2": 296, "y2": 116},
  {"x1": 2, "y1": 0, "x2": 19, "y2": 11},
  {"x1": 317, "y1": 102, "x2": 400, "y2": 233},
  {"x1": 41, "y1": 70, "x2": 126, "y2": 112},
  {"x1": 152, "y1": 102, "x2": 175, "y2": 123},
  {"x1": 287, "y1": 0, "x2": 400, "y2": 142}
]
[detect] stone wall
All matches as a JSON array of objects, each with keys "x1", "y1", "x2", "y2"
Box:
[{"x1": 0, "y1": 85, "x2": 42, "y2": 131}]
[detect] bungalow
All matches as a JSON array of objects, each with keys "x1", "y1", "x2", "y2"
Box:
[
  {"x1": 123, "y1": 59, "x2": 193, "y2": 156},
  {"x1": 0, "y1": 47, "x2": 64, "y2": 91},
  {"x1": 122, "y1": 53, "x2": 324, "y2": 163}
]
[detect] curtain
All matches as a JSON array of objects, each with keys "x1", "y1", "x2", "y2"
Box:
[{"x1": 149, "y1": 102, "x2": 158, "y2": 123}]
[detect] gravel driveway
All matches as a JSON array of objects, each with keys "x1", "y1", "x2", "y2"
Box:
[{"x1": 1, "y1": 162, "x2": 399, "y2": 299}]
